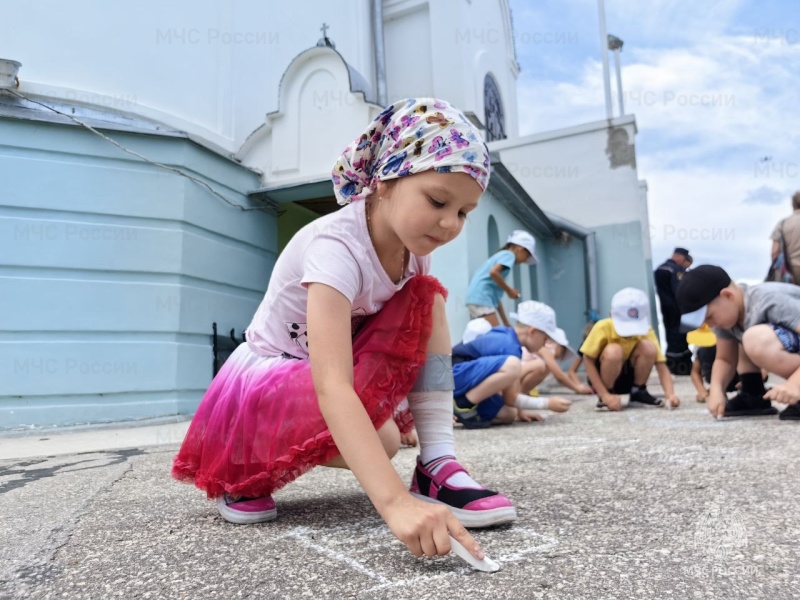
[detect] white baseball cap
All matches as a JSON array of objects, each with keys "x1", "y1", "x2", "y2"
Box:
[
  {"x1": 610, "y1": 287, "x2": 650, "y2": 337},
  {"x1": 462, "y1": 317, "x2": 492, "y2": 344},
  {"x1": 547, "y1": 327, "x2": 577, "y2": 361},
  {"x1": 507, "y1": 230, "x2": 537, "y2": 265},
  {"x1": 510, "y1": 300, "x2": 558, "y2": 339}
]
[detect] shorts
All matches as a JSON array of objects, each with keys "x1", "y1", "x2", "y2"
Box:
[
  {"x1": 771, "y1": 324, "x2": 800, "y2": 353},
  {"x1": 467, "y1": 304, "x2": 496, "y2": 318},
  {"x1": 453, "y1": 355, "x2": 509, "y2": 421},
  {"x1": 476, "y1": 394, "x2": 506, "y2": 421},
  {"x1": 596, "y1": 357, "x2": 635, "y2": 394}
]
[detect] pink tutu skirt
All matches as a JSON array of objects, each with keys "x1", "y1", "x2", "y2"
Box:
[{"x1": 172, "y1": 275, "x2": 446, "y2": 498}]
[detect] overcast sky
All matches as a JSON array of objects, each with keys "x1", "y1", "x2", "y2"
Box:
[{"x1": 508, "y1": 0, "x2": 798, "y2": 282}]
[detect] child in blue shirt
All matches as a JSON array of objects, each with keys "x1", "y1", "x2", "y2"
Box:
[
  {"x1": 452, "y1": 301, "x2": 571, "y2": 428},
  {"x1": 464, "y1": 230, "x2": 537, "y2": 326}
]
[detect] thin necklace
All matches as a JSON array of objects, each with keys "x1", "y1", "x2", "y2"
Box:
[{"x1": 366, "y1": 200, "x2": 408, "y2": 283}]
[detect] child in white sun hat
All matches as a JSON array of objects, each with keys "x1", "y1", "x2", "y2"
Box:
[
  {"x1": 580, "y1": 287, "x2": 680, "y2": 411},
  {"x1": 464, "y1": 230, "x2": 537, "y2": 327},
  {"x1": 451, "y1": 301, "x2": 572, "y2": 428},
  {"x1": 522, "y1": 327, "x2": 594, "y2": 395}
]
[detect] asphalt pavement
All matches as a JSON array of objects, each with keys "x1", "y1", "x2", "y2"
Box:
[{"x1": 1, "y1": 375, "x2": 798, "y2": 599}]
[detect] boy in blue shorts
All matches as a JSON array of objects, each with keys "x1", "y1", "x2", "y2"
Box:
[
  {"x1": 451, "y1": 301, "x2": 571, "y2": 428},
  {"x1": 581, "y1": 287, "x2": 680, "y2": 411},
  {"x1": 678, "y1": 265, "x2": 800, "y2": 420}
]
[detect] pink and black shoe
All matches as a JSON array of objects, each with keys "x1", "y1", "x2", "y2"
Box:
[
  {"x1": 409, "y1": 456, "x2": 517, "y2": 528},
  {"x1": 216, "y1": 494, "x2": 278, "y2": 525}
]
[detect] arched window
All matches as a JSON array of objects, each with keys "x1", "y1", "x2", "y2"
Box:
[{"x1": 484, "y1": 74, "x2": 506, "y2": 142}]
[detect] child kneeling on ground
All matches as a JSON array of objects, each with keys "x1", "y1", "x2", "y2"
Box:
[
  {"x1": 581, "y1": 288, "x2": 680, "y2": 411},
  {"x1": 172, "y1": 98, "x2": 515, "y2": 562},
  {"x1": 451, "y1": 302, "x2": 572, "y2": 428},
  {"x1": 677, "y1": 265, "x2": 800, "y2": 420}
]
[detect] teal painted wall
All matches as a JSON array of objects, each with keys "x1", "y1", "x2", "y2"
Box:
[
  {"x1": 593, "y1": 221, "x2": 654, "y2": 318},
  {"x1": 0, "y1": 117, "x2": 275, "y2": 429},
  {"x1": 433, "y1": 186, "x2": 594, "y2": 351},
  {"x1": 541, "y1": 235, "x2": 589, "y2": 355},
  {"x1": 435, "y1": 188, "x2": 544, "y2": 340}
]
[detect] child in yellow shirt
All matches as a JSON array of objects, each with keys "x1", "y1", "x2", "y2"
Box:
[{"x1": 580, "y1": 288, "x2": 680, "y2": 411}]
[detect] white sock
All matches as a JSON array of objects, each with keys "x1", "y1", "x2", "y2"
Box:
[
  {"x1": 408, "y1": 390, "x2": 480, "y2": 489},
  {"x1": 515, "y1": 393, "x2": 549, "y2": 410}
]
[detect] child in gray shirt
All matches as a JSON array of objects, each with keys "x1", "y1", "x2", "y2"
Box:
[{"x1": 677, "y1": 265, "x2": 800, "y2": 420}]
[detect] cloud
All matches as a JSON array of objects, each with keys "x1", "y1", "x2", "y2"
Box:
[
  {"x1": 623, "y1": 37, "x2": 800, "y2": 164},
  {"x1": 510, "y1": 1, "x2": 799, "y2": 282},
  {"x1": 517, "y1": 35, "x2": 800, "y2": 164},
  {"x1": 600, "y1": 0, "x2": 744, "y2": 43},
  {"x1": 742, "y1": 185, "x2": 786, "y2": 205},
  {"x1": 643, "y1": 165, "x2": 787, "y2": 279}
]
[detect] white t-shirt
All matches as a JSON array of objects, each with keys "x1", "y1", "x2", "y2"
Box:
[{"x1": 246, "y1": 200, "x2": 430, "y2": 358}]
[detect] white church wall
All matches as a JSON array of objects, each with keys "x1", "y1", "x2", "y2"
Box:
[
  {"x1": 492, "y1": 117, "x2": 643, "y2": 227},
  {"x1": 382, "y1": 0, "x2": 518, "y2": 131},
  {"x1": 237, "y1": 47, "x2": 381, "y2": 186},
  {"x1": 428, "y1": 0, "x2": 519, "y2": 139},
  {"x1": 384, "y1": 3, "x2": 435, "y2": 102},
  {"x1": 3, "y1": 0, "x2": 377, "y2": 154},
  {"x1": 5, "y1": 0, "x2": 520, "y2": 158},
  {"x1": 491, "y1": 116, "x2": 655, "y2": 309}
]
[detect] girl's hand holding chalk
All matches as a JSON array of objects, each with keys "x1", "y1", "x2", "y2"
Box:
[{"x1": 448, "y1": 535, "x2": 501, "y2": 573}]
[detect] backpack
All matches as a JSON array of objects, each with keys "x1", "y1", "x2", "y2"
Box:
[{"x1": 766, "y1": 220, "x2": 796, "y2": 284}]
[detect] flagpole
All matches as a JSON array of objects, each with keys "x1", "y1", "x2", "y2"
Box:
[{"x1": 597, "y1": 0, "x2": 613, "y2": 119}]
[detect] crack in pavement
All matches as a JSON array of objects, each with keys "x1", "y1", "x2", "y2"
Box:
[{"x1": 1, "y1": 449, "x2": 145, "y2": 599}]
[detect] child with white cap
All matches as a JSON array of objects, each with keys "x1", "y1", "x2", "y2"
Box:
[
  {"x1": 580, "y1": 288, "x2": 680, "y2": 411},
  {"x1": 464, "y1": 230, "x2": 537, "y2": 327},
  {"x1": 460, "y1": 317, "x2": 589, "y2": 396},
  {"x1": 451, "y1": 301, "x2": 572, "y2": 428}
]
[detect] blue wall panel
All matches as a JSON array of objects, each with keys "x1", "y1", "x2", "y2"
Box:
[
  {"x1": 0, "y1": 117, "x2": 274, "y2": 429},
  {"x1": 542, "y1": 236, "x2": 589, "y2": 353}
]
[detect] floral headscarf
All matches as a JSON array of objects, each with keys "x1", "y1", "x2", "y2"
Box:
[{"x1": 332, "y1": 98, "x2": 490, "y2": 205}]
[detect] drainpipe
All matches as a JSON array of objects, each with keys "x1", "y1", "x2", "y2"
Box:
[
  {"x1": 545, "y1": 212, "x2": 600, "y2": 319},
  {"x1": 372, "y1": 0, "x2": 388, "y2": 106}
]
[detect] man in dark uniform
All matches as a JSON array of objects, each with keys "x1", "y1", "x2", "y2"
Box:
[{"x1": 655, "y1": 247, "x2": 693, "y2": 375}]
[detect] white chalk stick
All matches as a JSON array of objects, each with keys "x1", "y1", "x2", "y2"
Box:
[{"x1": 448, "y1": 535, "x2": 501, "y2": 573}]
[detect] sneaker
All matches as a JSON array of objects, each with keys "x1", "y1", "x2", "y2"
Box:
[
  {"x1": 216, "y1": 494, "x2": 277, "y2": 524},
  {"x1": 629, "y1": 387, "x2": 663, "y2": 407},
  {"x1": 453, "y1": 398, "x2": 492, "y2": 429},
  {"x1": 724, "y1": 392, "x2": 778, "y2": 417},
  {"x1": 779, "y1": 403, "x2": 800, "y2": 421},
  {"x1": 409, "y1": 457, "x2": 517, "y2": 528}
]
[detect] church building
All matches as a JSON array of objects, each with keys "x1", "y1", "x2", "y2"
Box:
[{"x1": 0, "y1": 0, "x2": 654, "y2": 428}]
